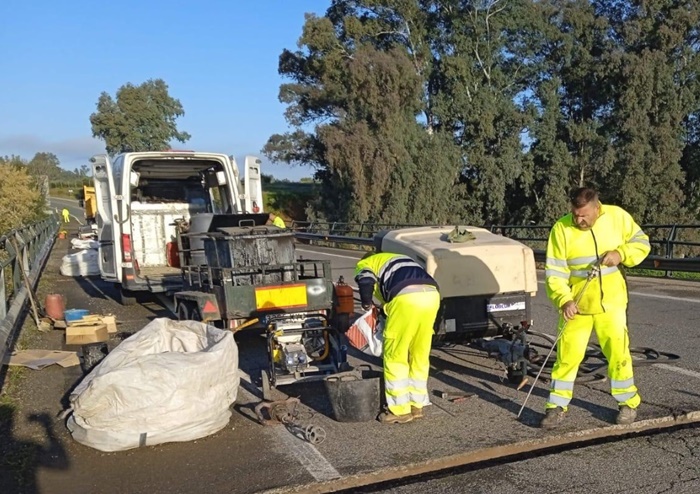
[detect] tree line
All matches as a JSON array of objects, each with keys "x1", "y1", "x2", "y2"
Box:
[{"x1": 264, "y1": 0, "x2": 700, "y2": 227}]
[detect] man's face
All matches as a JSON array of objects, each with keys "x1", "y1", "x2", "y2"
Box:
[{"x1": 571, "y1": 201, "x2": 600, "y2": 230}]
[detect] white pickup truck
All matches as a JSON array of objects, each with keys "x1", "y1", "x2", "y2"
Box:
[{"x1": 91, "y1": 150, "x2": 264, "y2": 305}]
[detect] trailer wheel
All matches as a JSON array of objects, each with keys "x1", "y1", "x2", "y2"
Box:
[
  {"x1": 176, "y1": 302, "x2": 190, "y2": 321},
  {"x1": 190, "y1": 306, "x2": 203, "y2": 322},
  {"x1": 119, "y1": 288, "x2": 137, "y2": 306}
]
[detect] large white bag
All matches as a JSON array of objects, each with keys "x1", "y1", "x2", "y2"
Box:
[
  {"x1": 70, "y1": 238, "x2": 99, "y2": 250},
  {"x1": 60, "y1": 249, "x2": 100, "y2": 276},
  {"x1": 66, "y1": 318, "x2": 239, "y2": 452}
]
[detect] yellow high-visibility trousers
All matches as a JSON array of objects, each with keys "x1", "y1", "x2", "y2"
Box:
[
  {"x1": 546, "y1": 307, "x2": 640, "y2": 410},
  {"x1": 382, "y1": 288, "x2": 441, "y2": 416}
]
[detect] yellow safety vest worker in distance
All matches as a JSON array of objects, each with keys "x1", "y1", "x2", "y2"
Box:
[{"x1": 545, "y1": 204, "x2": 651, "y2": 314}]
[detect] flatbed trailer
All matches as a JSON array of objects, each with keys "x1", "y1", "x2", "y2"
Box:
[{"x1": 173, "y1": 219, "x2": 350, "y2": 400}]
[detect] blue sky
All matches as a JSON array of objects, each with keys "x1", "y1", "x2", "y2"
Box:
[{"x1": 0, "y1": 0, "x2": 330, "y2": 180}]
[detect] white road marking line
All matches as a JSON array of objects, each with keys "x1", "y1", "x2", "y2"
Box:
[
  {"x1": 269, "y1": 427, "x2": 341, "y2": 481},
  {"x1": 238, "y1": 371, "x2": 340, "y2": 481},
  {"x1": 296, "y1": 248, "x2": 362, "y2": 261},
  {"x1": 628, "y1": 291, "x2": 700, "y2": 304},
  {"x1": 536, "y1": 280, "x2": 700, "y2": 303},
  {"x1": 654, "y1": 363, "x2": 700, "y2": 379}
]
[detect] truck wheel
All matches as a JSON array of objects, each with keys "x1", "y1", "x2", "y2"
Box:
[
  {"x1": 176, "y1": 302, "x2": 190, "y2": 321},
  {"x1": 119, "y1": 287, "x2": 137, "y2": 306}
]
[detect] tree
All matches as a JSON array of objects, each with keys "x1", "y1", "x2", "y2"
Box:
[
  {"x1": 0, "y1": 157, "x2": 44, "y2": 233},
  {"x1": 26, "y1": 152, "x2": 63, "y2": 181},
  {"x1": 90, "y1": 79, "x2": 191, "y2": 155}
]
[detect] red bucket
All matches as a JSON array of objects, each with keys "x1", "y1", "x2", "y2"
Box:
[{"x1": 45, "y1": 294, "x2": 66, "y2": 320}]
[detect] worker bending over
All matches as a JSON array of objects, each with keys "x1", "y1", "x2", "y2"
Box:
[
  {"x1": 355, "y1": 253, "x2": 440, "y2": 424},
  {"x1": 541, "y1": 187, "x2": 650, "y2": 428},
  {"x1": 267, "y1": 213, "x2": 285, "y2": 229}
]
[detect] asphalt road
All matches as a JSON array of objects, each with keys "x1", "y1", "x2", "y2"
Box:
[
  {"x1": 48, "y1": 197, "x2": 84, "y2": 223},
  {"x1": 4, "y1": 226, "x2": 700, "y2": 494},
  {"x1": 297, "y1": 244, "x2": 700, "y2": 494}
]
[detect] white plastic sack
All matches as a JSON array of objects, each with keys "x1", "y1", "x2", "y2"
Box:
[
  {"x1": 60, "y1": 249, "x2": 100, "y2": 276},
  {"x1": 70, "y1": 238, "x2": 99, "y2": 250},
  {"x1": 346, "y1": 308, "x2": 384, "y2": 357},
  {"x1": 66, "y1": 318, "x2": 239, "y2": 452}
]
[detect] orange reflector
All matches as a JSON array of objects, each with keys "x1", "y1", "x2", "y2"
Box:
[
  {"x1": 203, "y1": 300, "x2": 217, "y2": 313},
  {"x1": 255, "y1": 284, "x2": 308, "y2": 311}
]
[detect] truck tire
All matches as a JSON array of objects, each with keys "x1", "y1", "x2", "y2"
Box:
[{"x1": 119, "y1": 287, "x2": 137, "y2": 306}]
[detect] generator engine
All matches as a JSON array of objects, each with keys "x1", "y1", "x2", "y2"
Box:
[{"x1": 267, "y1": 315, "x2": 338, "y2": 381}]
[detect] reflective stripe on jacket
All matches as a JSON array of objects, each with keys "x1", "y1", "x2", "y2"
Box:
[
  {"x1": 354, "y1": 253, "x2": 438, "y2": 305},
  {"x1": 545, "y1": 204, "x2": 650, "y2": 314}
]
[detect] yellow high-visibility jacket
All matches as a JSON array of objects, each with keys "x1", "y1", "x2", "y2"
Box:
[{"x1": 545, "y1": 204, "x2": 650, "y2": 314}]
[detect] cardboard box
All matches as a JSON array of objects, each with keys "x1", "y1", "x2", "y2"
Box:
[
  {"x1": 101, "y1": 315, "x2": 117, "y2": 333},
  {"x1": 68, "y1": 315, "x2": 117, "y2": 333},
  {"x1": 66, "y1": 324, "x2": 109, "y2": 345}
]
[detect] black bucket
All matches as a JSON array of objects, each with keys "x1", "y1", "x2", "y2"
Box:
[{"x1": 324, "y1": 367, "x2": 382, "y2": 422}]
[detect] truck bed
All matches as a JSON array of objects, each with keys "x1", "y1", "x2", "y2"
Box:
[{"x1": 138, "y1": 266, "x2": 182, "y2": 282}]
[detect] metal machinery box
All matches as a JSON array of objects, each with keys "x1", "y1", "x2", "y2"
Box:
[
  {"x1": 376, "y1": 226, "x2": 538, "y2": 339},
  {"x1": 203, "y1": 225, "x2": 296, "y2": 285}
]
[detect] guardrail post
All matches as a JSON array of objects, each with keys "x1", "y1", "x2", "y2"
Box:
[
  {"x1": 665, "y1": 225, "x2": 677, "y2": 278},
  {"x1": 0, "y1": 263, "x2": 6, "y2": 321}
]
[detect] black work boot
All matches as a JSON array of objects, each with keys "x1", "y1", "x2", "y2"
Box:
[
  {"x1": 539, "y1": 407, "x2": 567, "y2": 429},
  {"x1": 615, "y1": 405, "x2": 637, "y2": 425}
]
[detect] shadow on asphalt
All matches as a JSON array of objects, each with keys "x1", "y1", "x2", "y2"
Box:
[
  {"x1": 0, "y1": 407, "x2": 69, "y2": 494},
  {"x1": 72, "y1": 276, "x2": 113, "y2": 301}
]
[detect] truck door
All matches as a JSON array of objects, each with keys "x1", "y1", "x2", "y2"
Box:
[
  {"x1": 244, "y1": 155, "x2": 264, "y2": 214},
  {"x1": 91, "y1": 154, "x2": 122, "y2": 282}
]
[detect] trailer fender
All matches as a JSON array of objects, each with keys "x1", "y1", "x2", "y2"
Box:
[{"x1": 174, "y1": 291, "x2": 222, "y2": 322}]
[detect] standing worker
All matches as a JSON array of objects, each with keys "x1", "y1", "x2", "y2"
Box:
[
  {"x1": 267, "y1": 212, "x2": 286, "y2": 229},
  {"x1": 541, "y1": 187, "x2": 650, "y2": 428},
  {"x1": 61, "y1": 208, "x2": 70, "y2": 224},
  {"x1": 355, "y1": 253, "x2": 440, "y2": 424}
]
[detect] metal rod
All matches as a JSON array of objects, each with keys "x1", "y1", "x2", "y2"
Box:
[{"x1": 517, "y1": 264, "x2": 600, "y2": 418}]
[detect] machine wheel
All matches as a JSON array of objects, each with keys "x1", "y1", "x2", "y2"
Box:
[
  {"x1": 119, "y1": 287, "x2": 137, "y2": 306},
  {"x1": 261, "y1": 369, "x2": 272, "y2": 402},
  {"x1": 507, "y1": 363, "x2": 527, "y2": 385}
]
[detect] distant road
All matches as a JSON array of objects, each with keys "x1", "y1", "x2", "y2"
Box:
[{"x1": 49, "y1": 196, "x2": 84, "y2": 222}]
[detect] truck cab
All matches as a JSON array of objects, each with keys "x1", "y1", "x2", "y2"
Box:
[{"x1": 91, "y1": 150, "x2": 264, "y2": 305}]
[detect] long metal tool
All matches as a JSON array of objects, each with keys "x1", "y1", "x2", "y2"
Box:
[{"x1": 517, "y1": 262, "x2": 601, "y2": 418}]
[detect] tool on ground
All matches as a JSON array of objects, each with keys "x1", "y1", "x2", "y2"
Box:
[
  {"x1": 440, "y1": 391, "x2": 476, "y2": 403},
  {"x1": 517, "y1": 262, "x2": 601, "y2": 419},
  {"x1": 10, "y1": 237, "x2": 45, "y2": 331},
  {"x1": 254, "y1": 397, "x2": 327, "y2": 445}
]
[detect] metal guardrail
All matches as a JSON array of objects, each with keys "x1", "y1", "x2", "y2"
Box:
[
  {"x1": 1, "y1": 215, "x2": 60, "y2": 364},
  {"x1": 290, "y1": 222, "x2": 700, "y2": 275}
]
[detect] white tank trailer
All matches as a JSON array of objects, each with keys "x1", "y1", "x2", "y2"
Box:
[{"x1": 374, "y1": 226, "x2": 538, "y2": 384}]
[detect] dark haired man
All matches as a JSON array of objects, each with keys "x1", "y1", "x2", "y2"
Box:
[{"x1": 541, "y1": 187, "x2": 650, "y2": 428}]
